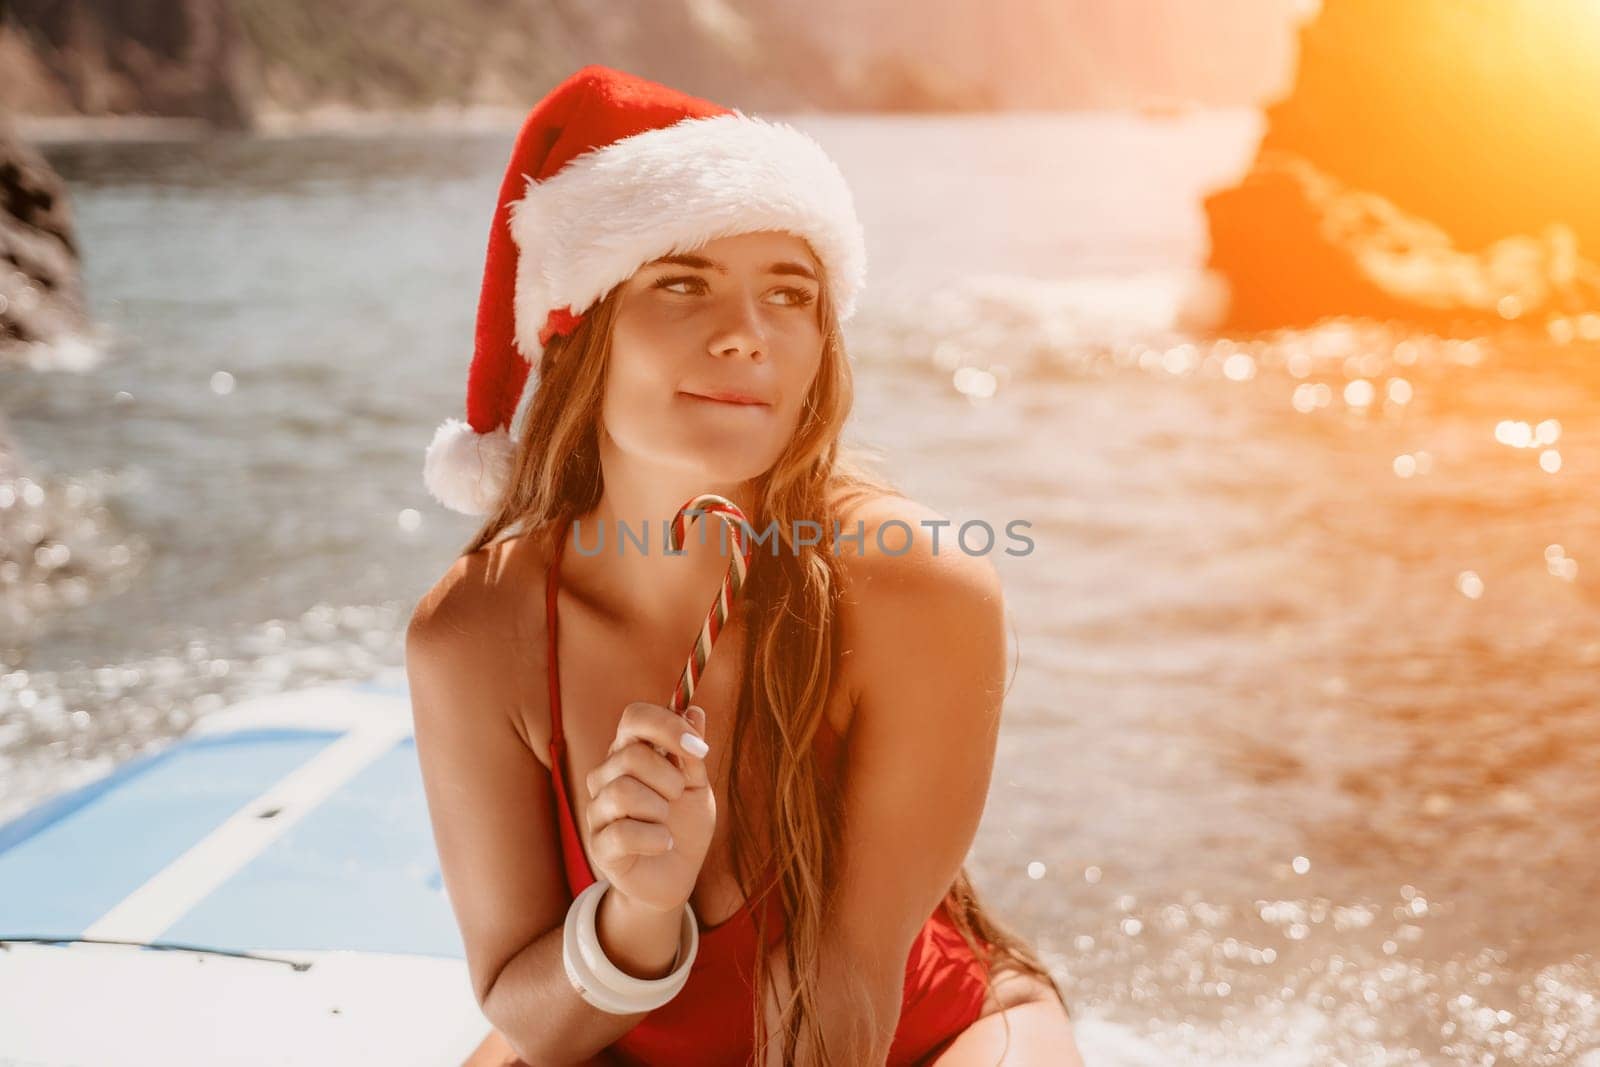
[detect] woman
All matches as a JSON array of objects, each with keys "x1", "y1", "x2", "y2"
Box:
[{"x1": 407, "y1": 66, "x2": 1086, "y2": 1066}]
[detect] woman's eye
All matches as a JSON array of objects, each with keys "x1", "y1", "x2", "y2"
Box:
[
  {"x1": 652, "y1": 276, "x2": 815, "y2": 307},
  {"x1": 773, "y1": 287, "x2": 817, "y2": 307},
  {"x1": 654, "y1": 275, "x2": 707, "y2": 295}
]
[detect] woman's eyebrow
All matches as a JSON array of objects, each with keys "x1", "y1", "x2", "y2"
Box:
[{"x1": 645, "y1": 253, "x2": 818, "y2": 283}]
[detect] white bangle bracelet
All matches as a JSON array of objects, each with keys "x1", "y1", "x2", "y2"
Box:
[
  {"x1": 561, "y1": 879, "x2": 700, "y2": 1015},
  {"x1": 574, "y1": 885, "x2": 696, "y2": 1008}
]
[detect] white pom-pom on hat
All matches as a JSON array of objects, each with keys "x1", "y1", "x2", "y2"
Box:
[{"x1": 423, "y1": 419, "x2": 516, "y2": 516}]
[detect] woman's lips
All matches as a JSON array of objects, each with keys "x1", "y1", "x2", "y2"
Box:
[{"x1": 679, "y1": 390, "x2": 771, "y2": 407}]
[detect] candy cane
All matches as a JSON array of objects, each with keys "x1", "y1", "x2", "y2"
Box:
[{"x1": 667, "y1": 493, "x2": 754, "y2": 714}]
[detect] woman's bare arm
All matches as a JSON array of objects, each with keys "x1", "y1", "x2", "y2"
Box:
[
  {"x1": 462, "y1": 1026, "x2": 620, "y2": 1066},
  {"x1": 407, "y1": 553, "x2": 681, "y2": 1064}
]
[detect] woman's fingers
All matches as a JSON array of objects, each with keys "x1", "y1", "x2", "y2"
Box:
[
  {"x1": 586, "y1": 741, "x2": 686, "y2": 801},
  {"x1": 590, "y1": 702, "x2": 712, "y2": 793},
  {"x1": 592, "y1": 817, "x2": 675, "y2": 863},
  {"x1": 676, "y1": 707, "x2": 711, "y2": 791},
  {"x1": 587, "y1": 774, "x2": 671, "y2": 830},
  {"x1": 581, "y1": 703, "x2": 717, "y2": 880},
  {"x1": 609, "y1": 701, "x2": 711, "y2": 765}
]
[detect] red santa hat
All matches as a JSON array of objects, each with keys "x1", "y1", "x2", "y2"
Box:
[{"x1": 422, "y1": 64, "x2": 869, "y2": 516}]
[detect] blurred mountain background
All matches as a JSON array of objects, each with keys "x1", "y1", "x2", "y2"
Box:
[{"x1": 0, "y1": 0, "x2": 1308, "y2": 126}]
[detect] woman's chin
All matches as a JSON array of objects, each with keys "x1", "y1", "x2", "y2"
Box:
[
  {"x1": 632, "y1": 443, "x2": 773, "y2": 488},
  {"x1": 616, "y1": 414, "x2": 785, "y2": 487},
  {"x1": 703, "y1": 454, "x2": 778, "y2": 489}
]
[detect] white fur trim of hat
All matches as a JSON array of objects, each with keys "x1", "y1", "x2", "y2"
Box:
[{"x1": 506, "y1": 111, "x2": 866, "y2": 363}]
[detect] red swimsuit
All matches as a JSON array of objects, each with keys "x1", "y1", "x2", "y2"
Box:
[{"x1": 544, "y1": 529, "x2": 996, "y2": 1065}]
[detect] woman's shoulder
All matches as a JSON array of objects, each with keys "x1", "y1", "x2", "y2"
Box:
[
  {"x1": 406, "y1": 529, "x2": 555, "y2": 756},
  {"x1": 830, "y1": 490, "x2": 1005, "y2": 673},
  {"x1": 830, "y1": 490, "x2": 1003, "y2": 599},
  {"x1": 828, "y1": 490, "x2": 1008, "y2": 731},
  {"x1": 411, "y1": 529, "x2": 551, "y2": 634}
]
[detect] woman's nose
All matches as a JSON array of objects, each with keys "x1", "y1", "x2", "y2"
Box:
[{"x1": 708, "y1": 292, "x2": 768, "y2": 360}]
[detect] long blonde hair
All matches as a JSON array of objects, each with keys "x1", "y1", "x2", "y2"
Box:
[{"x1": 458, "y1": 251, "x2": 1070, "y2": 1064}]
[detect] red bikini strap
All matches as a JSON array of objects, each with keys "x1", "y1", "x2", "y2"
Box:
[{"x1": 545, "y1": 523, "x2": 567, "y2": 751}]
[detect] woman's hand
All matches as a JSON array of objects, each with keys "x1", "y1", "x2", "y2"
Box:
[{"x1": 583, "y1": 702, "x2": 715, "y2": 915}]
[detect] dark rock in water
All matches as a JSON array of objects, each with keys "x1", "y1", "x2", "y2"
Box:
[
  {"x1": 1202, "y1": 0, "x2": 1600, "y2": 331},
  {"x1": 0, "y1": 117, "x2": 134, "y2": 650},
  {"x1": 0, "y1": 116, "x2": 90, "y2": 363},
  {"x1": 1203, "y1": 151, "x2": 1600, "y2": 333}
]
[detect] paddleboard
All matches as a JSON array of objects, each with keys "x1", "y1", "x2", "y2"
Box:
[{"x1": 0, "y1": 676, "x2": 489, "y2": 1066}]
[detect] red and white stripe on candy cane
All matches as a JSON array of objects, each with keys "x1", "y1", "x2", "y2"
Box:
[{"x1": 668, "y1": 494, "x2": 754, "y2": 714}]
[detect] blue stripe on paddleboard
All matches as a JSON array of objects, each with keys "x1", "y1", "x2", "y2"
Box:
[
  {"x1": 0, "y1": 729, "x2": 343, "y2": 937},
  {"x1": 162, "y1": 736, "x2": 466, "y2": 959}
]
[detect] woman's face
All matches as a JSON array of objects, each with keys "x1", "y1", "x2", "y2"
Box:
[{"x1": 601, "y1": 230, "x2": 826, "y2": 487}]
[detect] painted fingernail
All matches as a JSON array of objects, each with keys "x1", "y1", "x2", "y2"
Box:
[{"x1": 681, "y1": 732, "x2": 709, "y2": 758}]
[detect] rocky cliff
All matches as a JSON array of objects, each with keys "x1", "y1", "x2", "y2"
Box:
[
  {"x1": 1202, "y1": 0, "x2": 1600, "y2": 331},
  {"x1": 1, "y1": 0, "x2": 255, "y2": 127},
  {"x1": 0, "y1": 0, "x2": 1304, "y2": 125}
]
